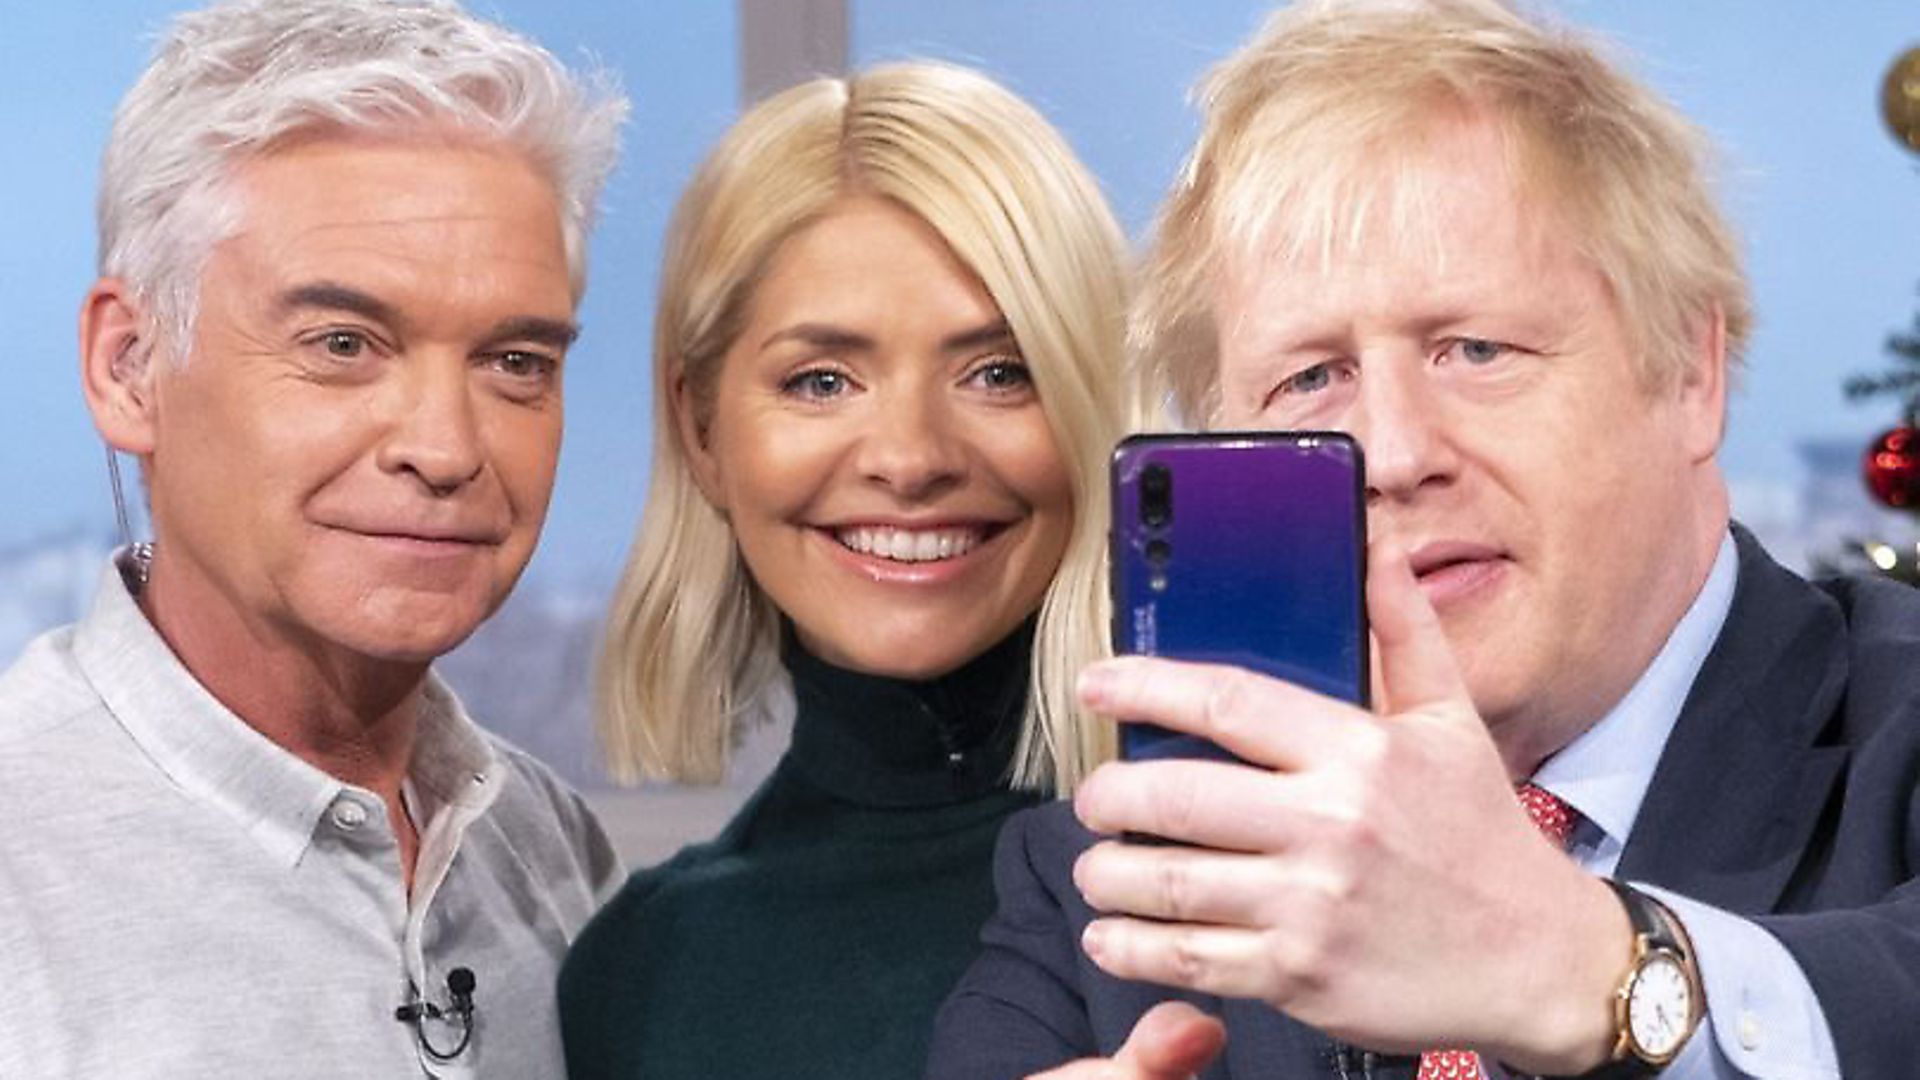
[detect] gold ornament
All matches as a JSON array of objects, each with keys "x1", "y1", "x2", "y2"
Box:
[{"x1": 1884, "y1": 46, "x2": 1920, "y2": 154}]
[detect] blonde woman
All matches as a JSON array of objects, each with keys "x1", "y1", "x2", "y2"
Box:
[{"x1": 558, "y1": 61, "x2": 1128, "y2": 1080}]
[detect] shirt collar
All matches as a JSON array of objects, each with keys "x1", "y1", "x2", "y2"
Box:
[
  {"x1": 407, "y1": 675, "x2": 504, "y2": 827},
  {"x1": 1532, "y1": 531, "x2": 1738, "y2": 851},
  {"x1": 71, "y1": 553, "x2": 501, "y2": 868}
]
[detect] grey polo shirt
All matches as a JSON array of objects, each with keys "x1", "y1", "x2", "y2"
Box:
[{"x1": 0, "y1": 561, "x2": 623, "y2": 1079}]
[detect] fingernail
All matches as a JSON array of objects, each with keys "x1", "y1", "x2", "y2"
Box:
[
  {"x1": 1071, "y1": 849, "x2": 1097, "y2": 903},
  {"x1": 1077, "y1": 663, "x2": 1114, "y2": 707},
  {"x1": 1073, "y1": 776, "x2": 1112, "y2": 835},
  {"x1": 1081, "y1": 920, "x2": 1107, "y2": 960}
]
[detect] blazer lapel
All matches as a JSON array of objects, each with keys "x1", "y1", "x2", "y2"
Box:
[{"x1": 1617, "y1": 527, "x2": 1850, "y2": 912}]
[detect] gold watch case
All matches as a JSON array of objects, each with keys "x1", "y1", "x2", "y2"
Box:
[
  {"x1": 1603, "y1": 878, "x2": 1704, "y2": 1071},
  {"x1": 1614, "y1": 941, "x2": 1697, "y2": 1064}
]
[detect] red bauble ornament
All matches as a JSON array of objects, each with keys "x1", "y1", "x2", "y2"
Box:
[{"x1": 1864, "y1": 426, "x2": 1920, "y2": 507}]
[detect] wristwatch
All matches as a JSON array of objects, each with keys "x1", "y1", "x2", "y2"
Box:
[{"x1": 1583, "y1": 877, "x2": 1703, "y2": 1077}]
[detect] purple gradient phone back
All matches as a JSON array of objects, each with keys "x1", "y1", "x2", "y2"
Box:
[{"x1": 1111, "y1": 432, "x2": 1368, "y2": 762}]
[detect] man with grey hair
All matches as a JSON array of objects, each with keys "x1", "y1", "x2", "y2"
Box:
[
  {"x1": 930, "y1": 1, "x2": 1920, "y2": 1078},
  {"x1": 0, "y1": 1, "x2": 626, "y2": 1075}
]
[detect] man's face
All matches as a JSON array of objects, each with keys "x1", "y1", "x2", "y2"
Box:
[
  {"x1": 137, "y1": 136, "x2": 573, "y2": 666},
  {"x1": 1213, "y1": 114, "x2": 1725, "y2": 769}
]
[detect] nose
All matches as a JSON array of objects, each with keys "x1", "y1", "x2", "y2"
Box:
[
  {"x1": 854, "y1": 387, "x2": 966, "y2": 501},
  {"x1": 376, "y1": 357, "x2": 485, "y2": 495},
  {"x1": 1352, "y1": 360, "x2": 1456, "y2": 506}
]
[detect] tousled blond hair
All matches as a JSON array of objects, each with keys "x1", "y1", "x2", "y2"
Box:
[
  {"x1": 597, "y1": 61, "x2": 1127, "y2": 791},
  {"x1": 1138, "y1": 0, "x2": 1751, "y2": 426}
]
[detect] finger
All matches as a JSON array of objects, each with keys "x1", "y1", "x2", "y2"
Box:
[
  {"x1": 1117, "y1": 1001, "x2": 1228, "y2": 1077},
  {"x1": 1074, "y1": 839, "x2": 1285, "y2": 926},
  {"x1": 1074, "y1": 759, "x2": 1301, "y2": 851},
  {"x1": 1024, "y1": 1002, "x2": 1225, "y2": 1080},
  {"x1": 1078, "y1": 655, "x2": 1360, "y2": 770},
  {"x1": 1081, "y1": 915, "x2": 1277, "y2": 1002},
  {"x1": 1367, "y1": 540, "x2": 1471, "y2": 713}
]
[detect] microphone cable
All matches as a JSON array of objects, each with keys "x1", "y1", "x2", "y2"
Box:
[{"x1": 395, "y1": 967, "x2": 478, "y2": 1061}]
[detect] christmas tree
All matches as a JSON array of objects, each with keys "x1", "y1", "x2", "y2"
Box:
[{"x1": 1819, "y1": 46, "x2": 1920, "y2": 583}]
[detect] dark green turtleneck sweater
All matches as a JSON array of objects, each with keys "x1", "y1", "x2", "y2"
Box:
[{"x1": 558, "y1": 625, "x2": 1045, "y2": 1080}]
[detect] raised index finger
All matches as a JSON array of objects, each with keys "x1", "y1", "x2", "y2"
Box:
[{"x1": 1368, "y1": 540, "x2": 1473, "y2": 714}]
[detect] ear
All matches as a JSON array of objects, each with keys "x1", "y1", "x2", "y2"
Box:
[
  {"x1": 670, "y1": 365, "x2": 727, "y2": 512},
  {"x1": 78, "y1": 279, "x2": 159, "y2": 455},
  {"x1": 1675, "y1": 305, "x2": 1728, "y2": 464}
]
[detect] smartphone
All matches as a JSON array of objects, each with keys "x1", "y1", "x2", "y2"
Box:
[{"x1": 1110, "y1": 431, "x2": 1369, "y2": 763}]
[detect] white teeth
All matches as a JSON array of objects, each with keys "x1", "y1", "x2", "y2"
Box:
[{"x1": 835, "y1": 526, "x2": 984, "y2": 563}]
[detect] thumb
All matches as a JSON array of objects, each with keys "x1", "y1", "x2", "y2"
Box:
[
  {"x1": 1024, "y1": 1001, "x2": 1226, "y2": 1080},
  {"x1": 1367, "y1": 540, "x2": 1472, "y2": 715},
  {"x1": 1114, "y1": 1001, "x2": 1227, "y2": 1078}
]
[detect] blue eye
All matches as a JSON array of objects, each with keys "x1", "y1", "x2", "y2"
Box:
[
  {"x1": 1280, "y1": 363, "x2": 1333, "y2": 395},
  {"x1": 782, "y1": 368, "x2": 850, "y2": 399},
  {"x1": 1453, "y1": 338, "x2": 1509, "y2": 365}
]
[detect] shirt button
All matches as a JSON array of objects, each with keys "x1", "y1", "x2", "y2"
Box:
[
  {"x1": 330, "y1": 799, "x2": 370, "y2": 831},
  {"x1": 1737, "y1": 1010, "x2": 1764, "y2": 1052}
]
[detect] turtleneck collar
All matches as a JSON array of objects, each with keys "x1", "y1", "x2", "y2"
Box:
[{"x1": 781, "y1": 619, "x2": 1035, "y2": 809}]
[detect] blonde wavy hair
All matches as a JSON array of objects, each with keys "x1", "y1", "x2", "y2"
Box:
[
  {"x1": 597, "y1": 61, "x2": 1128, "y2": 792},
  {"x1": 1137, "y1": 0, "x2": 1751, "y2": 426}
]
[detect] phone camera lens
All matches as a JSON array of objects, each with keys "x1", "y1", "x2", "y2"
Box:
[{"x1": 1141, "y1": 464, "x2": 1172, "y2": 528}]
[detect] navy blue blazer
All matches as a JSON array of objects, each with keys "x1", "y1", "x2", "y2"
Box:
[{"x1": 927, "y1": 528, "x2": 1920, "y2": 1079}]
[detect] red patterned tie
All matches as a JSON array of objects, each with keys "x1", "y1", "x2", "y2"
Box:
[{"x1": 1415, "y1": 783, "x2": 1575, "y2": 1080}]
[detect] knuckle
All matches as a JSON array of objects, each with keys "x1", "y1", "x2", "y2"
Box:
[
  {"x1": 1168, "y1": 928, "x2": 1213, "y2": 986},
  {"x1": 1270, "y1": 910, "x2": 1337, "y2": 997},
  {"x1": 1347, "y1": 721, "x2": 1391, "y2": 769},
  {"x1": 1315, "y1": 790, "x2": 1370, "y2": 851},
  {"x1": 1156, "y1": 854, "x2": 1197, "y2": 919},
  {"x1": 1199, "y1": 669, "x2": 1258, "y2": 740},
  {"x1": 1259, "y1": 932, "x2": 1321, "y2": 1006},
  {"x1": 1156, "y1": 768, "x2": 1205, "y2": 838},
  {"x1": 1294, "y1": 888, "x2": 1341, "y2": 951},
  {"x1": 1325, "y1": 863, "x2": 1364, "y2": 907},
  {"x1": 1292, "y1": 935, "x2": 1335, "y2": 987}
]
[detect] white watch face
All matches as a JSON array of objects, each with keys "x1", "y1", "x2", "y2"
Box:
[{"x1": 1628, "y1": 951, "x2": 1694, "y2": 1059}]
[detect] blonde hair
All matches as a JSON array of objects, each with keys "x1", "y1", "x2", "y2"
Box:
[
  {"x1": 597, "y1": 61, "x2": 1127, "y2": 791},
  {"x1": 1137, "y1": 0, "x2": 1751, "y2": 426}
]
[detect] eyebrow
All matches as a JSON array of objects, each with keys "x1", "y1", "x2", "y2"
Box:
[
  {"x1": 761, "y1": 323, "x2": 870, "y2": 352},
  {"x1": 942, "y1": 320, "x2": 1018, "y2": 353},
  {"x1": 274, "y1": 282, "x2": 579, "y2": 348},
  {"x1": 486, "y1": 316, "x2": 581, "y2": 350},
  {"x1": 760, "y1": 318, "x2": 1016, "y2": 354},
  {"x1": 277, "y1": 282, "x2": 399, "y2": 326}
]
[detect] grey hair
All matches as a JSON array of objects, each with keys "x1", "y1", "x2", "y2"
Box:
[{"x1": 98, "y1": 0, "x2": 628, "y2": 364}]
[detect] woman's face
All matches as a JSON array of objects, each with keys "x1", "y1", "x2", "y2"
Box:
[{"x1": 678, "y1": 196, "x2": 1074, "y2": 679}]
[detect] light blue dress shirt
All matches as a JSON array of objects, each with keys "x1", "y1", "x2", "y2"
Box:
[{"x1": 1528, "y1": 533, "x2": 1840, "y2": 1079}]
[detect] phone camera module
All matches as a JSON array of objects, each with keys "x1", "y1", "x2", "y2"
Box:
[
  {"x1": 1141, "y1": 463, "x2": 1173, "y2": 528},
  {"x1": 1145, "y1": 538, "x2": 1171, "y2": 566}
]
